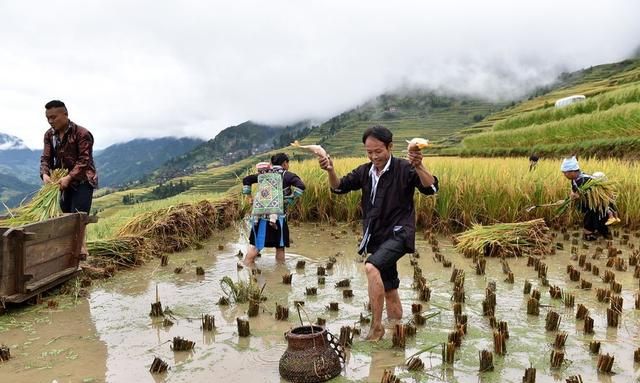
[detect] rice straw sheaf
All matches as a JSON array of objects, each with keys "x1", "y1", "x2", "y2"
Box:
[
  {"x1": 454, "y1": 219, "x2": 551, "y2": 258},
  {"x1": 556, "y1": 178, "x2": 617, "y2": 217},
  {"x1": 117, "y1": 199, "x2": 239, "y2": 254},
  {"x1": 87, "y1": 235, "x2": 151, "y2": 268},
  {"x1": 0, "y1": 168, "x2": 68, "y2": 227}
]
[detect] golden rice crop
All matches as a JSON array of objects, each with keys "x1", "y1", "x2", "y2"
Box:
[
  {"x1": 555, "y1": 177, "x2": 617, "y2": 217},
  {"x1": 117, "y1": 199, "x2": 239, "y2": 254},
  {"x1": 87, "y1": 235, "x2": 151, "y2": 268},
  {"x1": 284, "y1": 156, "x2": 639, "y2": 230},
  {"x1": 453, "y1": 219, "x2": 551, "y2": 258},
  {"x1": 0, "y1": 168, "x2": 68, "y2": 227}
]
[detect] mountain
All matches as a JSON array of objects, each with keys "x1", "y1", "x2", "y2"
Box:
[
  {"x1": 0, "y1": 173, "x2": 39, "y2": 208},
  {"x1": 0, "y1": 132, "x2": 29, "y2": 150},
  {"x1": 0, "y1": 133, "x2": 41, "y2": 184},
  {"x1": 95, "y1": 137, "x2": 204, "y2": 187},
  {"x1": 107, "y1": 58, "x2": 640, "y2": 204},
  {"x1": 300, "y1": 90, "x2": 506, "y2": 156},
  {"x1": 0, "y1": 134, "x2": 205, "y2": 207},
  {"x1": 148, "y1": 120, "x2": 312, "y2": 182}
]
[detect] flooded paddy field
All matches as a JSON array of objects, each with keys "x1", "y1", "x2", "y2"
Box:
[{"x1": 1, "y1": 223, "x2": 639, "y2": 383}]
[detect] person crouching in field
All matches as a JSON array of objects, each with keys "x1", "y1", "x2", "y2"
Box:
[
  {"x1": 560, "y1": 156, "x2": 618, "y2": 241},
  {"x1": 318, "y1": 126, "x2": 439, "y2": 340},
  {"x1": 242, "y1": 153, "x2": 305, "y2": 267}
]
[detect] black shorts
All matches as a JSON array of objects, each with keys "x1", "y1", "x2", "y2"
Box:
[
  {"x1": 60, "y1": 182, "x2": 94, "y2": 214},
  {"x1": 249, "y1": 217, "x2": 290, "y2": 250},
  {"x1": 365, "y1": 229, "x2": 407, "y2": 291}
]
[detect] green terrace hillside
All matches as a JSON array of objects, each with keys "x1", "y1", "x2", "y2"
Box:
[
  {"x1": 147, "y1": 120, "x2": 311, "y2": 183},
  {"x1": 455, "y1": 59, "x2": 640, "y2": 157},
  {"x1": 300, "y1": 91, "x2": 506, "y2": 156}
]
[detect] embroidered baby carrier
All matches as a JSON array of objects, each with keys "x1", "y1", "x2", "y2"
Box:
[
  {"x1": 250, "y1": 166, "x2": 286, "y2": 250},
  {"x1": 252, "y1": 169, "x2": 284, "y2": 217}
]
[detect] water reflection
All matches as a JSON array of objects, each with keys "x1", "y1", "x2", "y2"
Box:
[{"x1": 1, "y1": 223, "x2": 639, "y2": 382}]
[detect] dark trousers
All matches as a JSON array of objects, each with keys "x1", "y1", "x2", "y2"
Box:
[
  {"x1": 584, "y1": 210, "x2": 609, "y2": 237},
  {"x1": 60, "y1": 182, "x2": 94, "y2": 214}
]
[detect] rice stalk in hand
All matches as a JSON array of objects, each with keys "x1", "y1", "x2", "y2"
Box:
[
  {"x1": 556, "y1": 178, "x2": 617, "y2": 218},
  {"x1": 0, "y1": 168, "x2": 68, "y2": 227}
]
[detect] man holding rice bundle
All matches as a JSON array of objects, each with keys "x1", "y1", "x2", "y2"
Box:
[
  {"x1": 40, "y1": 100, "x2": 98, "y2": 256},
  {"x1": 318, "y1": 125, "x2": 439, "y2": 341},
  {"x1": 560, "y1": 156, "x2": 619, "y2": 241}
]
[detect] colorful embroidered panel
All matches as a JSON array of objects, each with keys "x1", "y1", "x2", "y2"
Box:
[{"x1": 252, "y1": 172, "x2": 284, "y2": 216}]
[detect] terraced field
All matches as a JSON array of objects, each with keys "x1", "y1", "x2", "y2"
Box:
[
  {"x1": 454, "y1": 59, "x2": 640, "y2": 157},
  {"x1": 302, "y1": 93, "x2": 504, "y2": 156}
]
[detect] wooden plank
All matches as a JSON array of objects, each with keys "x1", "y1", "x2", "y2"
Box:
[
  {"x1": 1, "y1": 213, "x2": 88, "y2": 300},
  {"x1": 10, "y1": 229, "x2": 28, "y2": 294},
  {"x1": 24, "y1": 237, "x2": 74, "y2": 269},
  {"x1": 4, "y1": 268, "x2": 80, "y2": 303},
  {"x1": 24, "y1": 256, "x2": 70, "y2": 285},
  {"x1": 20, "y1": 215, "x2": 79, "y2": 246},
  {"x1": 0, "y1": 230, "x2": 10, "y2": 296},
  {"x1": 26, "y1": 266, "x2": 79, "y2": 292}
]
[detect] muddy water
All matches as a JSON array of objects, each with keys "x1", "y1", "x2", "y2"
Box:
[{"x1": 1, "y1": 223, "x2": 639, "y2": 383}]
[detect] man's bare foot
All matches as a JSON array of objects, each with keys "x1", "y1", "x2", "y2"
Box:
[{"x1": 365, "y1": 326, "x2": 385, "y2": 341}]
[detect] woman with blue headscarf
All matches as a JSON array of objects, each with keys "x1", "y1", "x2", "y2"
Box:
[{"x1": 560, "y1": 156, "x2": 611, "y2": 241}]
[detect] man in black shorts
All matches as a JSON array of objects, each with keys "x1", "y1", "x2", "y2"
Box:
[
  {"x1": 319, "y1": 126, "x2": 439, "y2": 340},
  {"x1": 40, "y1": 100, "x2": 98, "y2": 256}
]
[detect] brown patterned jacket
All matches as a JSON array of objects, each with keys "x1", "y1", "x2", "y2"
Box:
[{"x1": 40, "y1": 121, "x2": 98, "y2": 188}]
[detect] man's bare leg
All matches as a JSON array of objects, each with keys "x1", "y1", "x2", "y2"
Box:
[
  {"x1": 243, "y1": 245, "x2": 260, "y2": 267},
  {"x1": 365, "y1": 263, "x2": 385, "y2": 341},
  {"x1": 385, "y1": 289, "x2": 402, "y2": 320},
  {"x1": 275, "y1": 247, "x2": 285, "y2": 263}
]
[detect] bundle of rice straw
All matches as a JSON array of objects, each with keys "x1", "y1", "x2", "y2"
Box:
[
  {"x1": 454, "y1": 218, "x2": 551, "y2": 258},
  {"x1": 117, "y1": 199, "x2": 238, "y2": 254},
  {"x1": 87, "y1": 235, "x2": 151, "y2": 268},
  {"x1": 0, "y1": 168, "x2": 68, "y2": 227},
  {"x1": 556, "y1": 177, "x2": 617, "y2": 217}
]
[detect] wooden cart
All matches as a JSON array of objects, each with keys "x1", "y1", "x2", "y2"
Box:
[{"x1": 1, "y1": 213, "x2": 96, "y2": 308}]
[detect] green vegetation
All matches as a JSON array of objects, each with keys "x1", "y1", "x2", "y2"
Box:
[
  {"x1": 122, "y1": 180, "x2": 195, "y2": 204},
  {"x1": 301, "y1": 91, "x2": 505, "y2": 156},
  {"x1": 148, "y1": 121, "x2": 311, "y2": 182},
  {"x1": 455, "y1": 59, "x2": 640, "y2": 157},
  {"x1": 493, "y1": 84, "x2": 640, "y2": 132},
  {"x1": 462, "y1": 103, "x2": 640, "y2": 150}
]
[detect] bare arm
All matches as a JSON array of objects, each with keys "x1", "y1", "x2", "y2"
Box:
[
  {"x1": 407, "y1": 150, "x2": 435, "y2": 187},
  {"x1": 319, "y1": 156, "x2": 341, "y2": 189}
]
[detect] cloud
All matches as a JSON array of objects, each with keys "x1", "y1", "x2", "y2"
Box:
[{"x1": 1, "y1": 0, "x2": 639, "y2": 149}]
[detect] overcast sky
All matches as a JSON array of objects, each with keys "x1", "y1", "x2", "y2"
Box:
[{"x1": 1, "y1": 1, "x2": 639, "y2": 150}]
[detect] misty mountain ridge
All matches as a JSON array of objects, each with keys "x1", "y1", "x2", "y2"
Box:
[
  {"x1": 0, "y1": 135, "x2": 205, "y2": 207},
  {"x1": 147, "y1": 120, "x2": 313, "y2": 182},
  {"x1": 95, "y1": 137, "x2": 204, "y2": 187},
  {"x1": 0, "y1": 132, "x2": 29, "y2": 150}
]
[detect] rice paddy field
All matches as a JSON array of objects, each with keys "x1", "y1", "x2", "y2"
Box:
[
  {"x1": 2, "y1": 152, "x2": 640, "y2": 383},
  {"x1": 1, "y1": 223, "x2": 639, "y2": 382},
  {"x1": 285, "y1": 156, "x2": 640, "y2": 231}
]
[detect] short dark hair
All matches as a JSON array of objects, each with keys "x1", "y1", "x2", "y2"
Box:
[
  {"x1": 45, "y1": 100, "x2": 66, "y2": 110},
  {"x1": 271, "y1": 153, "x2": 289, "y2": 166},
  {"x1": 362, "y1": 125, "x2": 393, "y2": 147}
]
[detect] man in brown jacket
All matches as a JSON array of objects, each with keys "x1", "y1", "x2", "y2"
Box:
[{"x1": 40, "y1": 100, "x2": 98, "y2": 255}]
